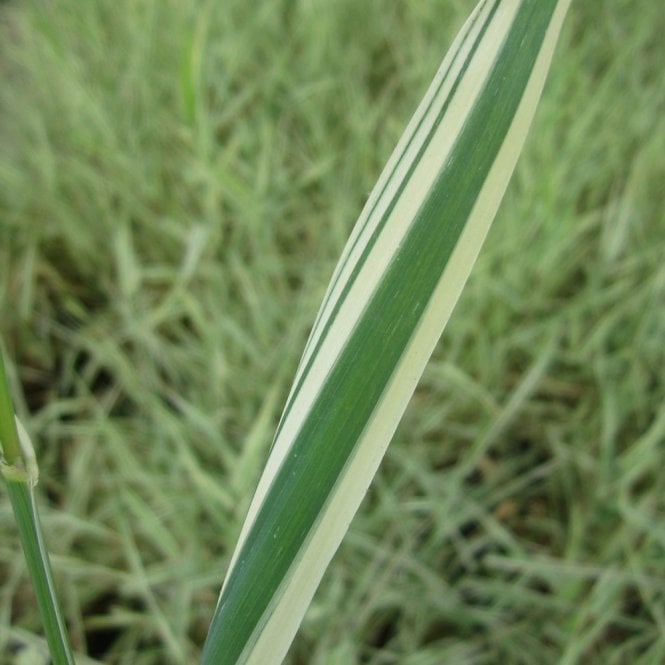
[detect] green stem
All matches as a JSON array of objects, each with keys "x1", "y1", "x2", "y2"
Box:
[
  {"x1": 0, "y1": 345, "x2": 21, "y2": 465},
  {"x1": 0, "y1": 344, "x2": 75, "y2": 665},
  {"x1": 5, "y1": 480, "x2": 76, "y2": 665}
]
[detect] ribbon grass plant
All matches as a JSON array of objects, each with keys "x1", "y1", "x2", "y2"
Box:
[
  {"x1": 0, "y1": 1, "x2": 573, "y2": 663},
  {"x1": 200, "y1": 1, "x2": 572, "y2": 663}
]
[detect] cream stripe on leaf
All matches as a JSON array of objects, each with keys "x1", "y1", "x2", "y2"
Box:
[{"x1": 200, "y1": 2, "x2": 572, "y2": 664}]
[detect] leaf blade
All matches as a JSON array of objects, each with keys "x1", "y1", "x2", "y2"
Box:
[{"x1": 201, "y1": 1, "x2": 572, "y2": 663}]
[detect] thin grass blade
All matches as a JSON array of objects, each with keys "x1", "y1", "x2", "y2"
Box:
[{"x1": 0, "y1": 348, "x2": 75, "y2": 665}]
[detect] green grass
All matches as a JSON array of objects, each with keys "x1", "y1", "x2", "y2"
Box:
[{"x1": 1, "y1": 0, "x2": 664, "y2": 663}]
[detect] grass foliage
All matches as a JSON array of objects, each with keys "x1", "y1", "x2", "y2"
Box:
[{"x1": 1, "y1": 0, "x2": 664, "y2": 663}]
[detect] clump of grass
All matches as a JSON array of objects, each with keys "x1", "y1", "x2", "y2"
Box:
[{"x1": 0, "y1": 1, "x2": 664, "y2": 664}]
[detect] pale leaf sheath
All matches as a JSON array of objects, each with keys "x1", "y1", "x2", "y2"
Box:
[{"x1": 200, "y1": 1, "x2": 572, "y2": 663}]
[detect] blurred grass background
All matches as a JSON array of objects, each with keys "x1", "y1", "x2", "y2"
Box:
[{"x1": 1, "y1": 0, "x2": 664, "y2": 663}]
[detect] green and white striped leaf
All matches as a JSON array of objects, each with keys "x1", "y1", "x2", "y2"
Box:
[{"x1": 201, "y1": 1, "x2": 571, "y2": 663}]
